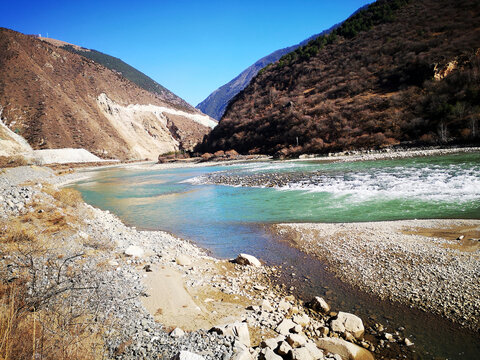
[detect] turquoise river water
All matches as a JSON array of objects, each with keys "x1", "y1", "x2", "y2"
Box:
[{"x1": 72, "y1": 153, "x2": 480, "y2": 359}]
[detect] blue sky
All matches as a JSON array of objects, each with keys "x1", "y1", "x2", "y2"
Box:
[{"x1": 2, "y1": 0, "x2": 372, "y2": 106}]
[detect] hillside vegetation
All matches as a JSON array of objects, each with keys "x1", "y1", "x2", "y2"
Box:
[
  {"x1": 196, "y1": 24, "x2": 339, "y2": 120},
  {"x1": 199, "y1": 0, "x2": 480, "y2": 156}
]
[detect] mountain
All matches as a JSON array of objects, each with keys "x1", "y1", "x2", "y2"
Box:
[
  {"x1": 198, "y1": 0, "x2": 480, "y2": 156},
  {"x1": 0, "y1": 28, "x2": 216, "y2": 161},
  {"x1": 40, "y1": 37, "x2": 193, "y2": 112},
  {"x1": 196, "y1": 26, "x2": 340, "y2": 120}
]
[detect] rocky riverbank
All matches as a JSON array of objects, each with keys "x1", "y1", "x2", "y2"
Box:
[
  {"x1": 272, "y1": 221, "x2": 480, "y2": 333},
  {"x1": 0, "y1": 165, "x2": 420, "y2": 359}
]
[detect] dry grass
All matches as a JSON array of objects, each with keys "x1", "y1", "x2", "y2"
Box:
[
  {"x1": 43, "y1": 186, "x2": 83, "y2": 208},
  {"x1": 0, "y1": 156, "x2": 30, "y2": 169},
  {"x1": 0, "y1": 284, "x2": 106, "y2": 360}
]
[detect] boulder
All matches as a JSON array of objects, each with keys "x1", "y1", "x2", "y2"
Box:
[
  {"x1": 211, "y1": 322, "x2": 251, "y2": 347},
  {"x1": 261, "y1": 348, "x2": 282, "y2": 360},
  {"x1": 261, "y1": 299, "x2": 274, "y2": 312},
  {"x1": 124, "y1": 245, "x2": 144, "y2": 258},
  {"x1": 330, "y1": 312, "x2": 365, "y2": 339},
  {"x1": 235, "y1": 253, "x2": 261, "y2": 267},
  {"x1": 278, "y1": 299, "x2": 292, "y2": 312},
  {"x1": 277, "y1": 341, "x2": 293, "y2": 356},
  {"x1": 304, "y1": 342, "x2": 324, "y2": 360},
  {"x1": 175, "y1": 254, "x2": 192, "y2": 266},
  {"x1": 293, "y1": 313, "x2": 310, "y2": 327},
  {"x1": 261, "y1": 336, "x2": 284, "y2": 350},
  {"x1": 287, "y1": 334, "x2": 307, "y2": 348},
  {"x1": 171, "y1": 351, "x2": 205, "y2": 360},
  {"x1": 291, "y1": 347, "x2": 314, "y2": 360},
  {"x1": 170, "y1": 327, "x2": 185, "y2": 338},
  {"x1": 309, "y1": 296, "x2": 331, "y2": 313},
  {"x1": 316, "y1": 338, "x2": 374, "y2": 360},
  {"x1": 275, "y1": 318, "x2": 296, "y2": 335}
]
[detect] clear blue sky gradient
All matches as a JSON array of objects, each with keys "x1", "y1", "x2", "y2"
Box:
[{"x1": 2, "y1": 0, "x2": 372, "y2": 106}]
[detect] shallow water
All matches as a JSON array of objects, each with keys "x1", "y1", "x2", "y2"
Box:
[{"x1": 73, "y1": 153, "x2": 480, "y2": 359}]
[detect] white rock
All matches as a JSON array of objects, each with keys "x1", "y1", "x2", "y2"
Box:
[
  {"x1": 309, "y1": 296, "x2": 331, "y2": 313},
  {"x1": 293, "y1": 314, "x2": 310, "y2": 327},
  {"x1": 108, "y1": 259, "x2": 119, "y2": 266},
  {"x1": 235, "y1": 253, "x2": 261, "y2": 267},
  {"x1": 305, "y1": 342, "x2": 324, "y2": 360},
  {"x1": 170, "y1": 327, "x2": 185, "y2": 338},
  {"x1": 278, "y1": 299, "x2": 292, "y2": 312},
  {"x1": 275, "y1": 318, "x2": 296, "y2": 335},
  {"x1": 261, "y1": 299, "x2": 274, "y2": 312},
  {"x1": 262, "y1": 348, "x2": 282, "y2": 360},
  {"x1": 211, "y1": 322, "x2": 251, "y2": 347},
  {"x1": 286, "y1": 333, "x2": 307, "y2": 348},
  {"x1": 293, "y1": 324, "x2": 303, "y2": 333},
  {"x1": 124, "y1": 245, "x2": 144, "y2": 258},
  {"x1": 261, "y1": 337, "x2": 282, "y2": 350},
  {"x1": 330, "y1": 312, "x2": 365, "y2": 339},
  {"x1": 176, "y1": 254, "x2": 192, "y2": 266},
  {"x1": 404, "y1": 338, "x2": 414, "y2": 346},
  {"x1": 316, "y1": 338, "x2": 374, "y2": 360},
  {"x1": 171, "y1": 351, "x2": 205, "y2": 360},
  {"x1": 291, "y1": 347, "x2": 314, "y2": 360},
  {"x1": 277, "y1": 341, "x2": 293, "y2": 356}
]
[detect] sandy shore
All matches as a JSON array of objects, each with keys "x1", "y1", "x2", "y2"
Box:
[{"x1": 273, "y1": 220, "x2": 480, "y2": 332}]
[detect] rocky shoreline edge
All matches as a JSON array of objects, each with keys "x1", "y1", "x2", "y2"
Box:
[
  {"x1": 272, "y1": 221, "x2": 480, "y2": 333},
  {"x1": 0, "y1": 165, "x2": 421, "y2": 359}
]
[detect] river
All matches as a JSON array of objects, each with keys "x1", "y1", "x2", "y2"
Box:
[{"x1": 72, "y1": 152, "x2": 480, "y2": 359}]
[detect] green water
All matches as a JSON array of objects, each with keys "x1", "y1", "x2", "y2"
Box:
[{"x1": 72, "y1": 153, "x2": 480, "y2": 359}]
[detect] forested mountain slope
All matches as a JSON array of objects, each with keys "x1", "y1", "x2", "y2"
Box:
[{"x1": 199, "y1": 0, "x2": 480, "y2": 156}]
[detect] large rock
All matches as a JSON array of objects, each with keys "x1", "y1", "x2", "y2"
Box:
[
  {"x1": 278, "y1": 299, "x2": 292, "y2": 312},
  {"x1": 291, "y1": 347, "x2": 314, "y2": 360},
  {"x1": 235, "y1": 253, "x2": 262, "y2": 267},
  {"x1": 171, "y1": 351, "x2": 205, "y2": 360},
  {"x1": 277, "y1": 341, "x2": 293, "y2": 356},
  {"x1": 275, "y1": 318, "x2": 296, "y2": 335},
  {"x1": 316, "y1": 338, "x2": 374, "y2": 360},
  {"x1": 305, "y1": 342, "x2": 324, "y2": 360},
  {"x1": 175, "y1": 254, "x2": 192, "y2": 266},
  {"x1": 309, "y1": 296, "x2": 331, "y2": 313},
  {"x1": 211, "y1": 322, "x2": 251, "y2": 347},
  {"x1": 261, "y1": 348, "x2": 283, "y2": 360},
  {"x1": 170, "y1": 327, "x2": 185, "y2": 337},
  {"x1": 330, "y1": 312, "x2": 365, "y2": 339},
  {"x1": 261, "y1": 336, "x2": 284, "y2": 350},
  {"x1": 287, "y1": 333, "x2": 307, "y2": 348},
  {"x1": 124, "y1": 245, "x2": 144, "y2": 258},
  {"x1": 293, "y1": 313, "x2": 310, "y2": 327}
]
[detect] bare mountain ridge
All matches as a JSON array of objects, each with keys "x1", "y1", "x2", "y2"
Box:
[
  {"x1": 39, "y1": 37, "x2": 194, "y2": 112},
  {"x1": 0, "y1": 28, "x2": 215, "y2": 160},
  {"x1": 199, "y1": 0, "x2": 480, "y2": 156}
]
